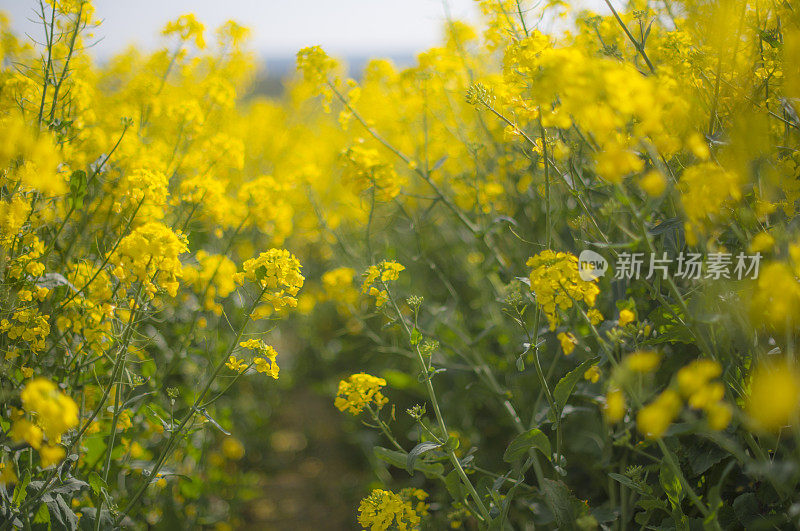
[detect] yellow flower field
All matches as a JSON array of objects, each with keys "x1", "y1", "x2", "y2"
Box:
[{"x1": 1, "y1": 0, "x2": 800, "y2": 528}]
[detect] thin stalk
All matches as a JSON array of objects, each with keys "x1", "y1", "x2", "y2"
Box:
[
  {"x1": 382, "y1": 284, "x2": 491, "y2": 521},
  {"x1": 602, "y1": 0, "x2": 656, "y2": 73},
  {"x1": 115, "y1": 286, "x2": 267, "y2": 523}
]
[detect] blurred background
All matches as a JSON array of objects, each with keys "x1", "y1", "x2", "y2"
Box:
[{"x1": 0, "y1": 1, "x2": 606, "y2": 528}]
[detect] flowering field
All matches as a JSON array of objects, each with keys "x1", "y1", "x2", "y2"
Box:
[{"x1": 1, "y1": 0, "x2": 799, "y2": 528}]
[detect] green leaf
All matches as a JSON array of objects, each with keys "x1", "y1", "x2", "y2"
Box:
[
  {"x1": 541, "y1": 478, "x2": 580, "y2": 530},
  {"x1": 48, "y1": 478, "x2": 88, "y2": 496},
  {"x1": 68, "y1": 170, "x2": 88, "y2": 209},
  {"x1": 77, "y1": 508, "x2": 114, "y2": 531},
  {"x1": 704, "y1": 461, "x2": 735, "y2": 528},
  {"x1": 503, "y1": 428, "x2": 551, "y2": 463},
  {"x1": 88, "y1": 472, "x2": 106, "y2": 496},
  {"x1": 33, "y1": 502, "x2": 50, "y2": 528},
  {"x1": 13, "y1": 470, "x2": 30, "y2": 506},
  {"x1": 444, "y1": 435, "x2": 460, "y2": 451},
  {"x1": 608, "y1": 472, "x2": 649, "y2": 495},
  {"x1": 45, "y1": 495, "x2": 78, "y2": 531},
  {"x1": 373, "y1": 446, "x2": 444, "y2": 478},
  {"x1": 444, "y1": 470, "x2": 467, "y2": 502},
  {"x1": 659, "y1": 463, "x2": 684, "y2": 509},
  {"x1": 553, "y1": 357, "x2": 600, "y2": 416},
  {"x1": 410, "y1": 327, "x2": 423, "y2": 346},
  {"x1": 636, "y1": 498, "x2": 668, "y2": 512},
  {"x1": 430, "y1": 156, "x2": 448, "y2": 172},
  {"x1": 406, "y1": 441, "x2": 440, "y2": 474}
]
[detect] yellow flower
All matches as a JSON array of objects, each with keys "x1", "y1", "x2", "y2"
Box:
[
  {"x1": 526, "y1": 250, "x2": 600, "y2": 330},
  {"x1": 557, "y1": 332, "x2": 577, "y2": 356},
  {"x1": 706, "y1": 402, "x2": 732, "y2": 431},
  {"x1": 225, "y1": 356, "x2": 247, "y2": 372},
  {"x1": 686, "y1": 382, "x2": 724, "y2": 410},
  {"x1": 239, "y1": 339, "x2": 280, "y2": 379},
  {"x1": 182, "y1": 251, "x2": 238, "y2": 315},
  {"x1": 0, "y1": 463, "x2": 17, "y2": 485},
  {"x1": 334, "y1": 373, "x2": 388, "y2": 415},
  {"x1": 362, "y1": 261, "x2": 404, "y2": 307},
  {"x1": 111, "y1": 222, "x2": 188, "y2": 298},
  {"x1": 233, "y1": 249, "x2": 305, "y2": 317},
  {"x1": 686, "y1": 133, "x2": 710, "y2": 160},
  {"x1": 677, "y1": 359, "x2": 722, "y2": 398},
  {"x1": 749, "y1": 232, "x2": 775, "y2": 254},
  {"x1": 637, "y1": 389, "x2": 682, "y2": 439},
  {"x1": 746, "y1": 359, "x2": 800, "y2": 432},
  {"x1": 587, "y1": 309, "x2": 604, "y2": 325},
  {"x1": 618, "y1": 309, "x2": 635, "y2": 327},
  {"x1": 343, "y1": 144, "x2": 405, "y2": 201},
  {"x1": 594, "y1": 145, "x2": 644, "y2": 184},
  {"x1": 11, "y1": 418, "x2": 43, "y2": 449},
  {"x1": 679, "y1": 163, "x2": 742, "y2": 241},
  {"x1": 749, "y1": 262, "x2": 800, "y2": 332},
  {"x1": 162, "y1": 14, "x2": 206, "y2": 48},
  {"x1": 238, "y1": 175, "x2": 294, "y2": 243},
  {"x1": 639, "y1": 170, "x2": 667, "y2": 197},
  {"x1": 584, "y1": 365, "x2": 601, "y2": 383},
  {"x1": 322, "y1": 267, "x2": 359, "y2": 313},
  {"x1": 0, "y1": 196, "x2": 30, "y2": 249},
  {"x1": 38, "y1": 444, "x2": 66, "y2": 468},
  {"x1": 604, "y1": 389, "x2": 626, "y2": 423},
  {"x1": 357, "y1": 488, "x2": 428, "y2": 531},
  {"x1": 625, "y1": 351, "x2": 661, "y2": 373},
  {"x1": 296, "y1": 45, "x2": 337, "y2": 84},
  {"x1": 380, "y1": 261, "x2": 405, "y2": 282},
  {"x1": 20, "y1": 378, "x2": 79, "y2": 441}
]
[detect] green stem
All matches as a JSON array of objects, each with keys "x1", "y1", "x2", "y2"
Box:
[
  {"x1": 115, "y1": 286, "x2": 267, "y2": 523},
  {"x1": 382, "y1": 284, "x2": 491, "y2": 522}
]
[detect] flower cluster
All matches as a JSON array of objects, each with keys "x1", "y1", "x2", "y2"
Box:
[
  {"x1": 2, "y1": 306, "x2": 51, "y2": 353},
  {"x1": 677, "y1": 360, "x2": 731, "y2": 430},
  {"x1": 679, "y1": 163, "x2": 743, "y2": 244},
  {"x1": 233, "y1": 249, "x2": 305, "y2": 319},
  {"x1": 11, "y1": 378, "x2": 79, "y2": 467},
  {"x1": 362, "y1": 261, "x2": 405, "y2": 307},
  {"x1": 749, "y1": 262, "x2": 800, "y2": 332},
  {"x1": 342, "y1": 144, "x2": 404, "y2": 201},
  {"x1": 237, "y1": 338, "x2": 280, "y2": 379},
  {"x1": 238, "y1": 175, "x2": 294, "y2": 244},
  {"x1": 357, "y1": 488, "x2": 428, "y2": 531},
  {"x1": 633, "y1": 358, "x2": 731, "y2": 439},
  {"x1": 625, "y1": 351, "x2": 662, "y2": 373},
  {"x1": 0, "y1": 196, "x2": 30, "y2": 249},
  {"x1": 321, "y1": 266, "x2": 359, "y2": 314},
  {"x1": 162, "y1": 13, "x2": 206, "y2": 48},
  {"x1": 182, "y1": 251, "x2": 238, "y2": 315},
  {"x1": 636, "y1": 389, "x2": 682, "y2": 439},
  {"x1": 114, "y1": 168, "x2": 170, "y2": 220},
  {"x1": 746, "y1": 359, "x2": 800, "y2": 432},
  {"x1": 334, "y1": 373, "x2": 388, "y2": 415},
  {"x1": 526, "y1": 250, "x2": 600, "y2": 329},
  {"x1": 111, "y1": 221, "x2": 189, "y2": 298}
]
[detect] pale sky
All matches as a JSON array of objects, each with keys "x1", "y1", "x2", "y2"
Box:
[
  {"x1": 2, "y1": 0, "x2": 484, "y2": 58},
  {"x1": 2, "y1": 0, "x2": 609, "y2": 63}
]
